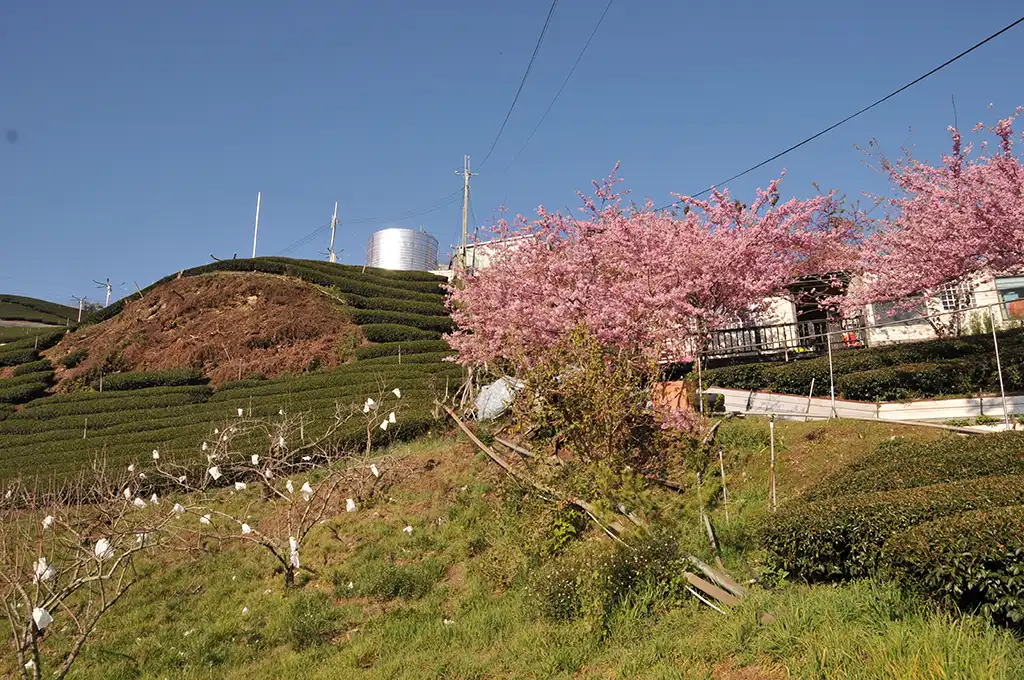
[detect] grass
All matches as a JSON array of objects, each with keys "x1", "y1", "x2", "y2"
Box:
[{"x1": 25, "y1": 422, "x2": 1023, "y2": 679}]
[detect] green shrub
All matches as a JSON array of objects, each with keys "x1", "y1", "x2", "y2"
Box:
[
  {"x1": 356, "y1": 351, "x2": 456, "y2": 366},
  {"x1": 762, "y1": 474, "x2": 1024, "y2": 582},
  {"x1": 703, "y1": 328, "x2": 1024, "y2": 397},
  {"x1": 0, "y1": 381, "x2": 50, "y2": 404},
  {"x1": 881, "y1": 505, "x2": 1024, "y2": 629},
  {"x1": 354, "y1": 340, "x2": 451, "y2": 360},
  {"x1": 97, "y1": 368, "x2": 207, "y2": 391},
  {"x1": 0, "y1": 404, "x2": 13, "y2": 420},
  {"x1": 0, "y1": 348, "x2": 38, "y2": 367},
  {"x1": 360, "y1": 324, "x2": 441, "y2": 343},
  {"x1": 58, "y1": 348, "x2": 88, "y2": 369},
  {"x1": 805, "y1": 433, "x2": 1024, "y2": 501},
  {"x1": 344, "y1": 308, "x2": 454, "y2": 333},
  {"x1": 11, "y1": 359, "x2": 52, "y2": 376},
  {"x1": 702, "y1": 362, "x2": 770, "y2": 391},
  {"x1": 342, "y1": 293, "x2": 447, "y2": 317},
  {"x1": 0, "y1": 370, "x2": 55, "y2": 388},
  {"x1": 835, "y1": 360, "x2": 983, "y2": 401},
  {"x1": 531, "y1": 530, "x2": 685, "y2": 623}
]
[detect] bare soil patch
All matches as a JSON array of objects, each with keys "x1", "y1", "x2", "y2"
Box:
[{"x1": 45, "y1": 272, "x2": 362, "y2": 388}]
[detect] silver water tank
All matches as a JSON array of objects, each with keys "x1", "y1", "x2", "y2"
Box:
[{"x1": 365, "y1": 228, "x2": 439, "y2": 271}]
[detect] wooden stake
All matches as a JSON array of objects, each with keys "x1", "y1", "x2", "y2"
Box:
[
  {"x1": 718, "y1": 444, "x2": 729, "y2": 524},
  {"x1": 768, "y1": 415, "x2": 777, "y2": 512}
]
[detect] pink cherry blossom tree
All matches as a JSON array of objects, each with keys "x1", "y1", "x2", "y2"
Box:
[
  {"x1": 446, "y1": 165, "x2": 861, "y2": 370},
  {"x1": 844, "y1": 106, "x2": 1024, "y2": 331}
]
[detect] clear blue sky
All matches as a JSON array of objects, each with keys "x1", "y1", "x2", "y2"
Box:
[{"x1": 2, "y1": 1, "x2": 1022, "y2": 306}]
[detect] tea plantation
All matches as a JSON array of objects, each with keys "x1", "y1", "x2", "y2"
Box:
[
  {"x1": 0, "y1": 293, "x2": 77, "y2": 326},
  {"x1": 704, "y1": 329, "x2": 1024, "y2": 401},
  {"x1": 762, "y1": 432, "x2": 1024, "y2": 630},
  {"x1": 0, "y1": 258, "x2": 461, "y2": 484}
]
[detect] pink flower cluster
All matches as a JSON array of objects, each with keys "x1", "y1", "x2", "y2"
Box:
[
  {"x1": 846, "y1": 107, "x2": 1024, "y2": 310},
  {"x1": 446, "y1": 164, "x2": 861, "y2": 366}
]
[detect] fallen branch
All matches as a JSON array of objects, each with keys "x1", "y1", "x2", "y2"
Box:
[
  {"x1": 494, "y1": 437, "x2": 536, "y2": 458},
  {"x1": 441, "y1": 403, "x2": 628, "y2": 544}
]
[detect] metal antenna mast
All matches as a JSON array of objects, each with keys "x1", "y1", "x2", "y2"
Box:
[
  {"x1": 93, "y1": 278, "x2": 113, "y2": 307},
  {"x1": 251, "y1": 191, "x2": 262, "y2": 259},
  {"x1": 70, "y1": 296, "x2": 87, "y2": 323},
  {"x1": 328, "y1": 201, "x2": 339, "y2": 263},
  {"x1": 456, "y1": 155, "x2": 478, "y2": 269}
]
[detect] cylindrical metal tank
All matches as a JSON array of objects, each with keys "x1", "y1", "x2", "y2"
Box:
[{"x1": 365, "y1": 228, "x2": 439, "y2": 271}]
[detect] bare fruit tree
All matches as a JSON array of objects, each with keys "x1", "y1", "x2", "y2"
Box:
[
  {"x1": 146, "y1": 388, "x2": 406, "y2": 588},
  {"x1": 0, "y1": 464, "x2": 185, "y2": 680}
]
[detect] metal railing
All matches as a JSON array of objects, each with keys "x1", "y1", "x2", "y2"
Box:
[{"x1": 705, "y1": 317, "x2": 866, "y2": 360}]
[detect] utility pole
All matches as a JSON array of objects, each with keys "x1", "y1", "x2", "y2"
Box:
[
  {"x1": 328, "y1": 201, "x2": 339, "y2": 263},
  {"x1": 455, "y1": 155, "x2": 478, "y2": 271},
  {"x1": 252, "y1": 191, "x2": 262, "y2": 259}
]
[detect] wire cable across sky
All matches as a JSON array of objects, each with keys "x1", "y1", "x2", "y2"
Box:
[
  {"x1": 656, "y1": 13, "x2": 1024, "y2": 210},
  {"x1": 476, "y1": 0, "x2": 559, "y2": 170},
  {"x1": 504, "y1": 0, "x2": 615, "y2": 173}
]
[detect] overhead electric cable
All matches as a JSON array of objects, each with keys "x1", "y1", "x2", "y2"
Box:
[
  {"x1": 505, "y1": 0, "x2": 614, "y2": 172},
  {"x1": 477, "y1": 0, "x2": 560, "y2": 170},
  {"x1": 656, "y1": 14, "x2": 1024, "y2": 210}
]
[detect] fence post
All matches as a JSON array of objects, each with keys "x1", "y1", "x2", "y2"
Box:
[
  {"x1": 805, "y1": 377, "x2": 815, "y2": 422},
  {"x1": 826, "y1": 325, "x2": 837, "y2": 418},
  {"x1": 990, "y1": 305, "x2": 1011, "y2": 428},
  {"x1": 718, "y1": 443, "x2": 729, "y2": 523},
  {"x1": 768, "y1": 414, "x2": 777, "y2": 513},
  {"x1": 696, "y1": 350, "x2": 705, "y2": 416}
]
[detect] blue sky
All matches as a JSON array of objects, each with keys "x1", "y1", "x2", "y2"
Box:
[{"x1": 1, "y1": 1, "x2": 1022, "y2": 306}]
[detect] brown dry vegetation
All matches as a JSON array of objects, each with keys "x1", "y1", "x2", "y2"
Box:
[{"x1": 45, "y1": 272, "x2": 362, "y2": 388}]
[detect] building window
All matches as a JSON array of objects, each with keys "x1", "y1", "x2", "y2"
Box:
[
  {"x1": 937, "y1": 281, "x2": 975, "y2": 312},
  {"x1": 872, "y1": 299, "x2": 925, "y2": 323},
  {"x1": 996, "y1": 276, "x2": 1024, "y2": 320}
]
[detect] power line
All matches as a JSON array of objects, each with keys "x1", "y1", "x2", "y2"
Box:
[
  {"x1": 656, "y1": 14, "x2": 1024, "y2": 211},
  {"x1": 505, "y1": 0, "x2": 614, "y2": 172},
  {"x1": 477, "y1": 0, "x2": 559, "y2": 170}
]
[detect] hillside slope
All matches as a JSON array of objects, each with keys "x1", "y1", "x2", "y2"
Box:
[
  {"x1": 0, "y1": 258, "x2": 460, "y2": 484},
  {"x1": 0, "y1": 293, "x2": 77, "y2": 325},
  {"x1": 45, "y1": 272, "x2": 361, "y2": 388}
]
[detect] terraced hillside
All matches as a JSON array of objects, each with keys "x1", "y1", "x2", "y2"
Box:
[
  {"x1": 0, "y1": 293, "x2": 77, "y2": 326},
  {"x1": 0, "y1": 258, "x2": 462, "y2": 484}
]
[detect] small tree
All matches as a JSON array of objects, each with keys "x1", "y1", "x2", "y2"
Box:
[
  {"x1": 147, "y1": 389, "x2": 405, "y2": 588},
  {"x1": 0, "y1": 465, "x2": 183, "y2": 680}
]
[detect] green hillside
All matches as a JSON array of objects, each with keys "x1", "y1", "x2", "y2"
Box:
[
  {"x1": 0, "y1": 258, "x2": 460, "y2": 484},
  {"x1": 0, "y1": 293, "x2": 77, "y2": 325}
]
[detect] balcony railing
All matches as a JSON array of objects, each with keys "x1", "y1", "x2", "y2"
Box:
[{"x1": 704, "y1": 317, "x2": 866, "y2": 360}]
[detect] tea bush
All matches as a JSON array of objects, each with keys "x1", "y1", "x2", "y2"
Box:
[
  {"x1": 360, "y1": 324, "x2": 441, "y2": 343},
  {"x1": 344, "y1": 308, "x2": 454, "y2": 333},
  {"x1": 11, "y1": 359, "x2": 53, "y2": 376},
  {"x1": 354, "y1": 340, "x2": 451, "y2": 360},
  {"x1": 805, "y1": 433, "x2": 1024, "y2": 501},
  {"x1": 0, "y1": 348, "x2": 38, "y2": 367},
  {"x1": 98, "y1": 368, "x2": 207, "y2": 391},
  {"x1": 762, "y1": 474, "x2": 1024, "y2": 582},
  {"x1": 881, "y1": 505, "x2": 1024, "y2": 629}
]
